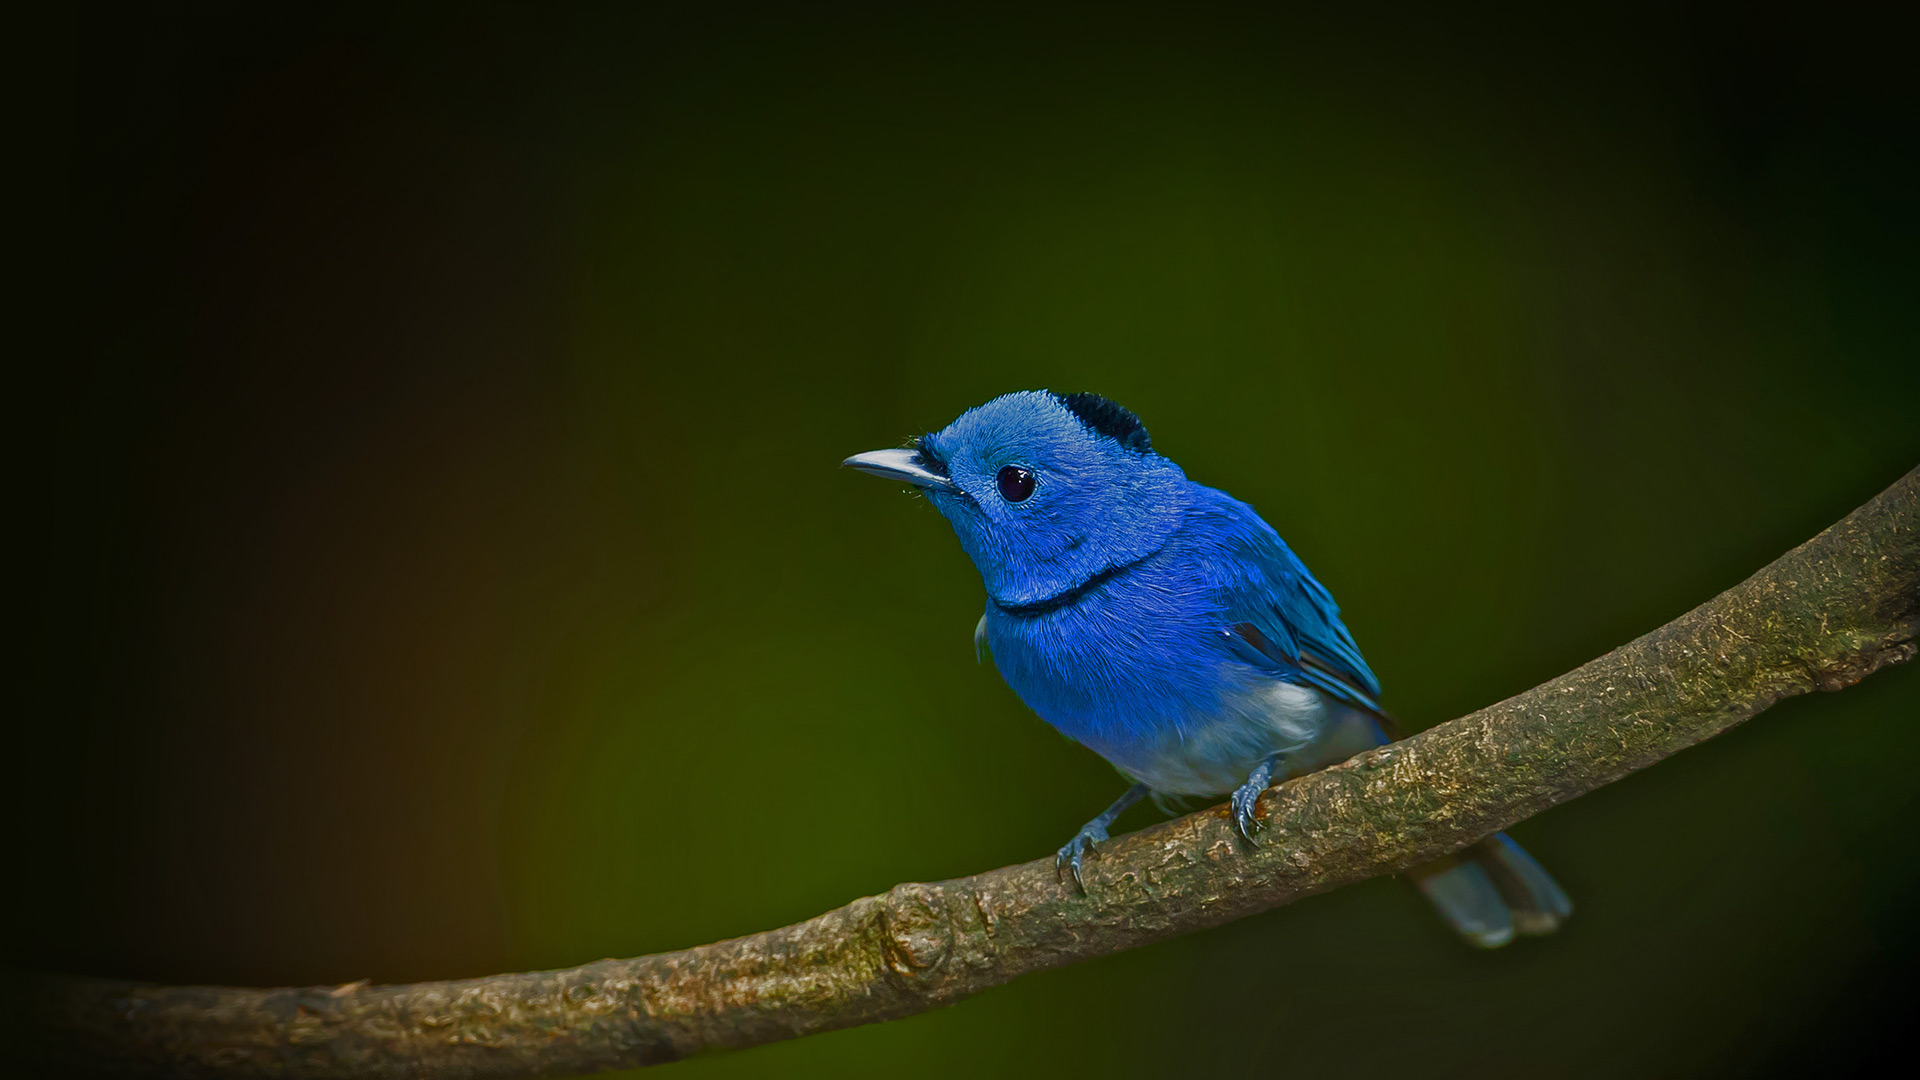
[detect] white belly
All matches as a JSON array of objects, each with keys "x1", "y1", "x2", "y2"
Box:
[{"x1": 1097, "y1": 681, "x2": 1382, "y2": 797}]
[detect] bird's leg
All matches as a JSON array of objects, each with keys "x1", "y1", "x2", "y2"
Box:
[
  {"x1": 1056, "y1": 783, "x2": 1149, "y2": 890},
  {"x1": 1230, "y1": 752, "x2": 1286, "y2": 843}
]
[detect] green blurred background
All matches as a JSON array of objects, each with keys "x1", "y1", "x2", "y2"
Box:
[{"x1": 29, "y1": 3, "x2": 1919, "y2": 1076}]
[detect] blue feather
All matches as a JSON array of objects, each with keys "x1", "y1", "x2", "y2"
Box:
[{"x1": 849, "y1": 390, "x2": 1569, "y2": 944}]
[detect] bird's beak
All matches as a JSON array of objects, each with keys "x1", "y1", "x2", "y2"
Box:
[{"x1": 841, "y1": 448, "x2": 957, "y2": 491}]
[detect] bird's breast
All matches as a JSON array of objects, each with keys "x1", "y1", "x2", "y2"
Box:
[
  {"x1": 985, "y1": 569, "x2": 1241, "y2": 742},
  {"x1": 983, "y1": 557, "x2": 1373, "y2": 795}
]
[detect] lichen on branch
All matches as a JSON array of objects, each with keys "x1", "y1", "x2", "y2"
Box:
[{"x1": 17, "y1": 467, "x2": 1918, "y2": 1080}]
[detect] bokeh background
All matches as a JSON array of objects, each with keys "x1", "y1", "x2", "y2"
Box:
[{"x1": 30, "y1": 3, "x2": 1919, "y2": 1076}]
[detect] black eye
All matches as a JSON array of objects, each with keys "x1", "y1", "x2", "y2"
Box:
[{"x1": 996, "y1": 465, "x2": 1036, "y2": 502}]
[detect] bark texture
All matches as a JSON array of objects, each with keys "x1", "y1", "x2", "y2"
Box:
[{"x1": 17, "y1": 467, "x2": 1919, "y2": 1079}]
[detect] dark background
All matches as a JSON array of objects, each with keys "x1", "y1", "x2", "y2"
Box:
[{"x1": 29, "y1": 3, "x2": 1919, "y2": 1076}]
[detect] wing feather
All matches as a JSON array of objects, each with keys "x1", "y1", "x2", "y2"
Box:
[{"x1": 1213, "y1": 517, "x2": 1387, "y2": 719}]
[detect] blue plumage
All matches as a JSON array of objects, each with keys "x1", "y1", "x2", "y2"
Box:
[{"x1": 846, "y1": 390, "x2": 1569, "y2": 947}]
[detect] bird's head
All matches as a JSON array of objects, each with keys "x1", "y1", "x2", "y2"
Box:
[{"x1": 845, "y1": 391, "x2": 1189, "y2": 607}]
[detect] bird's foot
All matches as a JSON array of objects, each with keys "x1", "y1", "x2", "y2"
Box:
[
  {"x1": 1056, "y1": 822, "x2": 1111, "y2": 891},
  {"x1": 1229, "y1": 755, "x2": 1282, "y2": 843},
  {"x1": 1054, "y1": 784, "x2": 1149, "y2": 892}
]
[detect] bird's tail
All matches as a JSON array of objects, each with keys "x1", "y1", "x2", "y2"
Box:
[{"x1": 1405, "y1": 833, "x2": 1571, "y2": 948}]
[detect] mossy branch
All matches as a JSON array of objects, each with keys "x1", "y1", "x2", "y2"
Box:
[{"x1": 16, "y1": 467, "x2": 1918, "y2": 1079}]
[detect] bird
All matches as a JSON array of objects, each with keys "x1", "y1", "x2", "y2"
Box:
[{"x1": 844, "y1": 389, "x2": 1570, "y2": 947}]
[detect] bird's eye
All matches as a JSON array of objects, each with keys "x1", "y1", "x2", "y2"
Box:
[{"x1": 996, "y1": 465, "x2": 1036, "y2": 502}]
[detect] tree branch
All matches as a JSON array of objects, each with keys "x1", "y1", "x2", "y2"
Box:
[{"x1": 17, "y1": 467, "x2": 1919, "y2": 1079}]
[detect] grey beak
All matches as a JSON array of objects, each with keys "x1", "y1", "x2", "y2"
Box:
[{"x1": 842, "y1": 447, "x2": 956, "y2": 491}]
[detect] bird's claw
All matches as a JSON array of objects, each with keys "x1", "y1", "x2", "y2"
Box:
[
  {"x1": 1056, "y1": 824, "x2": 1110, "y2": 891},
  {"x1": 1228, "y1": 754, "x2": 1282, "y2": 844},
  {"x1": 1230, "y1": 779, "x2": 1265, "y2": 843}
]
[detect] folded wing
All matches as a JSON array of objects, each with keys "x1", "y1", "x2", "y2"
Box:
[{"x1": 1213, "y1": 523, "x2": 1385, "y2": 717}]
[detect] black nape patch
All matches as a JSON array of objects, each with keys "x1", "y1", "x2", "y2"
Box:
[{"x1": 1051, "y1": 392, "x2": 1153, "y2": 454}]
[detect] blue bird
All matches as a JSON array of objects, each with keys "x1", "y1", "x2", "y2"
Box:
[{"x1": 846, "y1": 390, "x2": 1570, "y2": 947}]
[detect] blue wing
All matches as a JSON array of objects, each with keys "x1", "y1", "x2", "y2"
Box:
[{"x1": 1209, "y1": 506, "x2": 1385, "y2": 717}]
